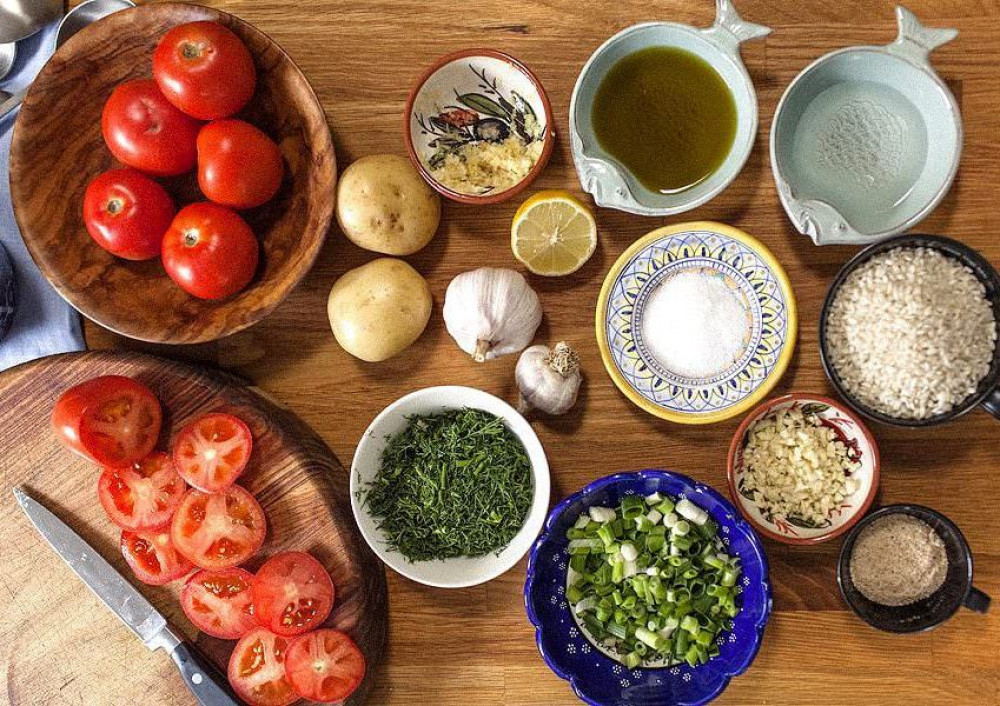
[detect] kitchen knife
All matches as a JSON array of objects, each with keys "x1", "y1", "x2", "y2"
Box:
[{"x1": 13, "y1": 487, "x2": 241, "y2": 706}]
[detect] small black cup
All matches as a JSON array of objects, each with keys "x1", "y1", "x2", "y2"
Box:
[
  {"x1": 838, "y1": 504, "x2": 990, "y2": 633},
  {"x1": 819, "y1": 234, "x2": 1000, "y2": 426}
]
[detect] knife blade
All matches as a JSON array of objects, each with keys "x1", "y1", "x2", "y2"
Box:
[
  {"x1": 13, "y1": 486, "x2": 177, "y2": 649},
  {"x1": 13, "y1": 487, "x2": 240, "y2": 706}
]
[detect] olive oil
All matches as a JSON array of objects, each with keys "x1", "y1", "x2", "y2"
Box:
[{"x1": 591, "y1": 47, "x2": 737, "y2": 194}]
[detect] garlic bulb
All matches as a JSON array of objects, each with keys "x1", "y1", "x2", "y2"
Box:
[
  {"x1": 516, "y1": 342, "x2": 582, "y2": 416},
  {"x1": 443, "y1": 267, "x2": 542, "y2": 362}
]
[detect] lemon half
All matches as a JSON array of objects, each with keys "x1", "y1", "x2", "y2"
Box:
[{"x1": 511, "y1": 190, "x2": 597, "y2": 277}]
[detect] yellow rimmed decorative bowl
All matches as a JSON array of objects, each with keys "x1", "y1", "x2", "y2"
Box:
[{"x1": 595, "y1": 221, "x2": 797, "y2": 424}]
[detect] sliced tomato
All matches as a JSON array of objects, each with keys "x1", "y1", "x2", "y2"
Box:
[
  {"x1": 172, "y1": 413, "x2": 252, "y2": 493},
  {"x1": 98, "y1": 452, "x2": 187, "y2": 531},
  {"x1": 181, "y1": 567, "x2": 257, "y2": 640},
  {"x1": 252, "y1": 551, "x2": 334, "y2": 637},
  {"x1": 52, "y1": 375, "x2": 162, "y2": 467},
  {"x1": 171, "y1": 485, "x2": 266, "y2": 570},
  {"x1": 285, "y1": 629, "x2": 365, "y2": 703},
  {"x1": 228, "y1": 627, "x2": 298, "y2": 706},
  {"x1": 121, "y1": 528, "x2": 194, "y2": 585}
]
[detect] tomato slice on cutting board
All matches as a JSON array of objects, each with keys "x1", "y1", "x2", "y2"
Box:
[
  {"x1": 285, "y1": 629, "x2": 366, "y2": 703},
  {"x1": 172, "y1": 412, "x2": 252, "y2": 492},
  {"x1": 252, "y1": 551, "x2": 334, "y2": 637},
  {"x1": 181, "y1": 567, "x2": 257, "y2": 640},
  {"x1": 98, "y1": 452, "x2": 187, "y2": 531},
  {"x1": 121, "y1": 528, "x2": 194, "y2": 585},
  {"x1": 52, "y1": 375, "x2": 162, "y2": 467},
  {"x1": 171, "y1": 485, "x2": 266, "y2": 570},
  {"x1": 228, "y1": 627, "x2": 298, "y2": 706}
]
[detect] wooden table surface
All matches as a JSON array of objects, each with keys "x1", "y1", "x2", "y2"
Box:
[{"x1": 77, "y1": 0, "x2": 1000, "y2": 703}]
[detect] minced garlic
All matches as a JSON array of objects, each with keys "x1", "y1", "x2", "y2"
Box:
[
  {"x1": 430, "y1": 136, "x2": 543, "y2": 195},
  {"x1": 740, "y1": 407, "x2": 861, "y2": 527}
]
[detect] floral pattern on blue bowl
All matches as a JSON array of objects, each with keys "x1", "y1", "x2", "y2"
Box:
[
  {"x1": 525, "y1": 470, "x2": 772, "y2": 706},
  {"x1": 596, "y1": 222, "x2": 797, "y2": 424}
]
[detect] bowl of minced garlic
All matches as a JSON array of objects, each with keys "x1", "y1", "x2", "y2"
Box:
[
  {"x1": 404, "y1": 49, "x2": 555, "y2": 205},
  {"x1": 838, "y1": 505, "x2": 991, "y2": 633},
  {"x1": 728, "y1": 393, "x2": 880, "y2": 544}
]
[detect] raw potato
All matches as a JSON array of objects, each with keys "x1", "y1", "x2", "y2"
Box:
[
  {"x1": 327, "y1": 258, "x2": 433, "y2": 362},
  {"x1": 336, "y1": 154, "x2": 441, "y2": 256}
]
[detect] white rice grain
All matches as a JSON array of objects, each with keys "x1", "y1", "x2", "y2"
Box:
[{"x1": 825, "y1": 247, "x2": 997, "y2": 420}]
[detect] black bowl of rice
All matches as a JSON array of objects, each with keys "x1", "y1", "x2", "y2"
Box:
[
  {"x1": 837, "y1": 504, "x2": 990, "y2": 633},
  {"x1": 819, "y1": 234, "x2": 1000, "y2": 426}
]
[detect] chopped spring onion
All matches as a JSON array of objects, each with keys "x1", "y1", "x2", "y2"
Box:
[
  {"x1": 565, "y1": 493, "x2": 742, "y2": 668},
  {"x1": 676, "y1": 498, "x2": 709, "y2": 526},
  {"x1": 590, "y1": 506, "x2": 616, "y2": 523}
]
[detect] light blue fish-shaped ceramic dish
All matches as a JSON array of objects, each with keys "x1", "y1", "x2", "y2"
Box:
[
  {"x1": 569, "y1": 0, "x2": 770, "y2": 217},
  {"x1": 771, "y1": 6, "x2": 961, "y2": 246}
]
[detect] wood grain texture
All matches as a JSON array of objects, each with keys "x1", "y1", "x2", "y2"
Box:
[
  {"x1": 10, "y1": 2, "x2": 335, "y2": 344},
  {"x1": 77, "y1": 0, "x2": 1000, "y2": 704},
  {"x1": 0, "y1": 352, "x2": 386, "y2": 706}
]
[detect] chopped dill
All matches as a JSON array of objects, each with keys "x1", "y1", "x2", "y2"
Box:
[{"x1": 360, "y1": 408, "x2": 533, "y2": 561}]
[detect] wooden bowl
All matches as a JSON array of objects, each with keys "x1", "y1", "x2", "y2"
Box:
[{"x1": 10, "y1": 2, "x2": 335, "y2": 344}]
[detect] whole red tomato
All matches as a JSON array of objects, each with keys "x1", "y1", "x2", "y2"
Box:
[
  {"x1": 102, "y1": 79, "x2": 201, "y2": 176},
  {"x1": 162, "y1": 202, "x2": 258, "y2": 300},
  {"x1": 153, "y1": 21, "x2": 256, "y2": 120},
  {"x1": 197, "y1": 119, "x2": 284, "y2": 209},
  {"x1": 83, "y1": 169, "x2": 175, "y2": 261}
]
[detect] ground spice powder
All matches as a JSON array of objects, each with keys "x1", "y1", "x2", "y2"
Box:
[{"x1": 849, "y1": 514, "x2": 949, "y2": 606}]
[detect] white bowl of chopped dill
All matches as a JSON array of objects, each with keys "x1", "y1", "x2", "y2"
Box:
[{"x1": 351, "y1": 386, "x2": 551, "y2": 588}]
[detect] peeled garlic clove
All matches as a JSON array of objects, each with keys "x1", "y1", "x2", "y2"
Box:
[
  {"x1": 516, "y1": 341, "x2": 582, "y2": 416},
  {"x1": 443, "y1": 267, "x2": 542, "y2": 362}
]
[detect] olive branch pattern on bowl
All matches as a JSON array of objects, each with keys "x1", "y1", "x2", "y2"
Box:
[
  {"x1": 596, "y1": 223, "x2": 798, "y2": 424},
  {"x1": 414, "y1": 64, "x2": 545, "y2": 174},
  {"x1": 727, "y1": 394, "x2": 881, "y2": 545},
  {"x1": 405, "y1": 49, "x2": 554, "y2": 204}
]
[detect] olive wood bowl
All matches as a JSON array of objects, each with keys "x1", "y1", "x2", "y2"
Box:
[{"x1": 10, "y1": 2, "x2": 335, "y2": 344}]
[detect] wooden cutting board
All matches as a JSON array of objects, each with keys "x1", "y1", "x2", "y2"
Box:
[{"x1": 0, "y1": 351, "x2": 387, "y2": 706}]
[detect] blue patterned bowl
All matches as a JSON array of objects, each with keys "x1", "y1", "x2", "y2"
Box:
[
  {"x1": 525, "y1": 470, "x2": 771, "y2": 706},
  {"x1": 596, "y1": 221, "x2": 797, "y2": 424}
]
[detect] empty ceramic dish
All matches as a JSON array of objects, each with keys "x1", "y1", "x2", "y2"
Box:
[
  {"x1": 596, "y1": 221, "x2": 797, "y2": 424},
  {"x1": 405, "y1": 49, "x2": 555, "y2": 205},
  {"x1": 771, "y1": 6, "x2": 961, "y2": 246},
  {"x1": 569, "y1": 0, "x2": 769, "y2": 216}
]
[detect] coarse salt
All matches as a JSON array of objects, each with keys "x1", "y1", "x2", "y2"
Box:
[{"x1": 641, "y1": 269, "x2": 751, "y2": 379}]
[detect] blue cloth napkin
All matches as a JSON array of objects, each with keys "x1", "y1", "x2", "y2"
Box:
[{"x1": 0, "y1": 23, "x2": 85, "y2": 371}]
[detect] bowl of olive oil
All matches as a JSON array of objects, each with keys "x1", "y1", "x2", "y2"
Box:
[{"x1": 569, "y1": 0, "x2": 769, "y2": 216}]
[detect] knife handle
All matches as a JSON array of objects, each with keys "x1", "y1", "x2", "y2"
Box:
[{"x1": 170, "y1": 641, "x2": 242, "y2": 706}]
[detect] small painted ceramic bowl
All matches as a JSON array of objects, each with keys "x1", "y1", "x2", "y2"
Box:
[
  {"x1": 727, "y1": 394, "x2": 881, "y2": 545},
  {"x1": 404, "y1": 49, "x2": 555, "y2": 205},
  {"x1": 569, "y1": 0, "x2": 769, "y2": 216},
  {"x1": 596, "y1": 221, "x2": 797, "y2": 424},
  {"x1": 525, "y1": 470, "x2": 771, "y2": 706},
  {"x1": 350, "y1": 386, "x2": 550, "y2": 588}
]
